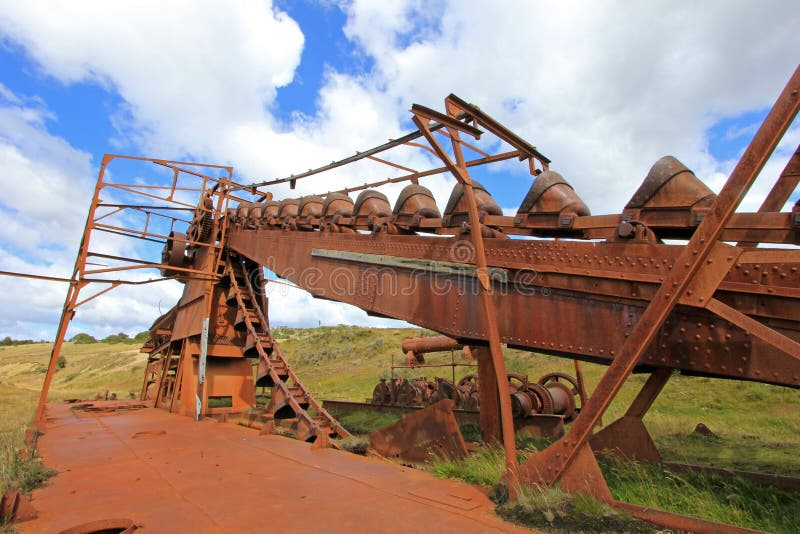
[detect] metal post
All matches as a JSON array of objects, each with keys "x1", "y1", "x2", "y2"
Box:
[
  {"x1": 34, "y1": 156, "x2": 113, "y2": 424},
  {"x1": 196, "y1": 317, "x2": 210, "y2": 420},
  {"x1": 737, "y1": 144, "x2": 800, "y2": 246},
  {"x1": 412, "y1": 112, "x2": 521, "y2": 498},
  {"x1": 589, "y1": 367, "x2": 672, "y2": 462}
]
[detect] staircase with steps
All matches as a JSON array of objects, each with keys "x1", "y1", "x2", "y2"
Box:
[{"x1": 225, "y1": 253, "x2": 351, "y2": 443}]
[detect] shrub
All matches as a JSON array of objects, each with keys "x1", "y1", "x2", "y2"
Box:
[
  {"x1": 133, "y1": 331, "x2": 150, "y2": 343},
  {"x1": 69, "y1": 333, "x2": 97, "y2": 344},
  {"x1": 339, "y1": 436, "x2": 370, "y2": 455},
  {"x1": 100, "y1": 332, "x2": 133, "y2": 344},
  {"x1": 1, "y1": 438, "x2": 57, "y2": 496}
]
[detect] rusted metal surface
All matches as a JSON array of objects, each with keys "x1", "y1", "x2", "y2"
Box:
[
  {"x1": 663, "y1": 462, "x2": 800, "y2": 492},
  {"x1": 229, "y1": 231, "x2": 800, "y2": 388},
  {"x1": 517, "y1": 64, "x2": 800, "y2": 493},
  {"x1": 1, "y1": 491, "x2": 37, "y2": 524},
  {"x1": 57, "y1": 518, "x2": 136, "y2": 534},
  {"x1": 365, "y1": 364, "x2": 583, "y2": 440},
  {"x1": 738, "y1": 144, "x2": 800, "y2": 246},
  {"x1": 369, "y1": 399, "x2": 468, "y2": 462},
  {"x1": 401, "y1": 334, "x2": 464, "y2": 354},
  {"x1": 413, "y1": 107, "x2": 521, "y2": 494},
  {"x1": 225, "y1": 253, "x2": 349, "y2": 442},
  {"x1": 589, "y1": 367, "x2": 671, "y2": 462},
  {"x1": 231, "y1": 70, "x2": 800, "y2": 528},
  {"x1": 515, "y1": 414, "x2": 565, "y2": 439},
  {"x1": 24, "y1": 401, "x2": 527, "y2": 533},
  {"x1": 612, "y1": 500, "x2": 761, "y2": 534},
  {"x1": 32, "y1": 155, "x2": 235, "y2": 424}
]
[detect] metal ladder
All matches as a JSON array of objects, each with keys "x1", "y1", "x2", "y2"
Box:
[{"x1": 226, "y1": 253, "x2": 351, "y2": 443}]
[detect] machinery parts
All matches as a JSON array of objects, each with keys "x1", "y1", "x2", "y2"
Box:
[
  {"x1": 371, "y1": 371, "x2": 585, "y2": 423},
  {"x1": 400, "y1": 335, "x2": 473, "y2": 365},
  {"x1": 537, "y1": 372, "x2": 587, "y2": 420},
  {"x1": 369, "y1": 399, "x2": 467, "y2": 463},
  {"x1": 159, "y1": 231, "x2": 188, "y2": 278},
  {"x1": 516, "y1": 171, "x2": 591, "y2": 231},
  {"x1": 0, "y1": 491, "x2": 37, "y2": 525}
]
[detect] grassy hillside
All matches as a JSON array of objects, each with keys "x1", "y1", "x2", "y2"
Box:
[{"x1": 0, "y1": 341, "x2": 148, "y2": 448}]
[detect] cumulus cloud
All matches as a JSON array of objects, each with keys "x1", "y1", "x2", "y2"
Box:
[
  {"x1": 264, "y1": 282, "x2": 408, "y2": 329},
  {"x1": 0, "y1": 0, "x2": 304, "y2": 155},
  {"x1": 338, "y1": 0, "x2": 800, "y2": 212},
  {"x1": 0, "y1": 85, "x2": 184, "y2": 339}
]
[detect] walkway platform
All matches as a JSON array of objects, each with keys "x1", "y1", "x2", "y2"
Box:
[{"x1": 21, "y1": 401, "x2": 527, "y2": 533}]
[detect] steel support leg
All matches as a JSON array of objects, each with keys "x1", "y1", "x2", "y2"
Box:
[
  {"x1": 413, "y1": 111, "x2": 520, "y2": 496},
  {"x1": 589, "y1": 367, "x2": 672, "y2": 462},
  {"x1": 738, "y1": 143, "x2": 800, "y2": 246},
  {"x1": 474, "y1": 346, "x2": 501, "y2": 443}
]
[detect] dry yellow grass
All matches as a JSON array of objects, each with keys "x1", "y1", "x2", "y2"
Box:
[{"x1": 0, "y1": 341, "x2": 147, "y2": 448}]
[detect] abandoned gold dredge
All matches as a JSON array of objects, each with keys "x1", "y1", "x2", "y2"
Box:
[{"x1": 3, "y1": 66, "x2": 799, "y2": 532}]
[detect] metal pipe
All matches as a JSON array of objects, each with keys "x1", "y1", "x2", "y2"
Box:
[
  {"x1": 248, "y1": 114, "x2": 469, "y2": 189},
  {"x1": 401, "y1": 335, "x2": 463, "y2": 354}
]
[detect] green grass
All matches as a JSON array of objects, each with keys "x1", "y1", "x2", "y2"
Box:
[
  {"x1": 0, "y1": 436, "x2": 56, "y2": 496},
  {"x1": 603, "y1": 457, "x2": 800, "y2": 533},
  {"x1": 0, "y1": 342, "x2": 147, "y2": 445},
  {"x1": 429, "y1": 440, "x2": 800, "y2": 533},
  {"x1": 338, "y1": 436, "x2": 370, "y2": 455},
  {"x1": 282, "y1": 327, "x2": 800, "y2": 477},
  {"x1": 331, "y1": 409, "x2": 401, "y2": 435},
  {"x1": 276, "y1": 331, "x2": 800, "y2": 532},
  {"x1": 430, "y1": 432, "x2": 548, "y2": 486},
  {"x1": 494, "y1": 485, "x2": 655, "y2": 533},
  {"x1": 434, "y1": 444, "x2": 516, "y2": 486}
]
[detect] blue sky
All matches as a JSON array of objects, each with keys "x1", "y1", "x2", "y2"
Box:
[{"x1": 0, "y1": 1, "x2": 797, "y2": 340}]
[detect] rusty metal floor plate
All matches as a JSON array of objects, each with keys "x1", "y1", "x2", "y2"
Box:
[{"x1": 21, "y1": 401, "x2": 528, "y2": 533}]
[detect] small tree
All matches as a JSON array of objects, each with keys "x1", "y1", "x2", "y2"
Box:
[
  {"x1": 70, "y1": 333, "x2": 97, "y2": 344},
  {"x1": 133, "y1": 331, "x2": 150, "y2": 343},
  {"x1": 101, "y1": 332, "x2": 130, "y2": 344}
]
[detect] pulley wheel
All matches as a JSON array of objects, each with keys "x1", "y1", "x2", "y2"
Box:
[{"x1": 537, "y1": 372, "x2": 585, "y2": 416}]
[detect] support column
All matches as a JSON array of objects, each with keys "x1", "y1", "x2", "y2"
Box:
[
  {"x1": 737, "y1": 144, "x2": 800, "y2": 246},
  {"x1": 473, "y1": 346, "x2": 501, "y2": 444},
  {"x1": 412, "y1": 108, "x2": 520, "y2": 496}
]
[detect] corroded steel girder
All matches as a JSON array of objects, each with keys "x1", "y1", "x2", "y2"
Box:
[{"x1": 228, "y1": 230, "x2": 800, "y2": 388}]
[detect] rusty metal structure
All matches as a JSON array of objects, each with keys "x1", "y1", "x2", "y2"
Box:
[
  {"x1": 369, "y1": 399, "x2": 469, "y2": 463},
  {"x1": 21, "y1": 66, "x2": 800, "y2": 529},
  {"x1": 371, "y1": 335, "x2": 586, "y2": 437}
]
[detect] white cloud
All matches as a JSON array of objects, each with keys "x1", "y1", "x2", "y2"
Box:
[
  {"x1": 0, "y1": 86, "x2": 183, "y2": 339},
  {"x1": 0, "y1": 0, "x2": 304, "y2": 157},
  {"x1": 0, "y1": 87, "x2": 93, "y2": 261},
  {"x1": 264, "y1": 283, "x2": 408, "y2": 329},
  {"x1": 338, "y1": 0, "x2": 800, "y2": 213}
]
